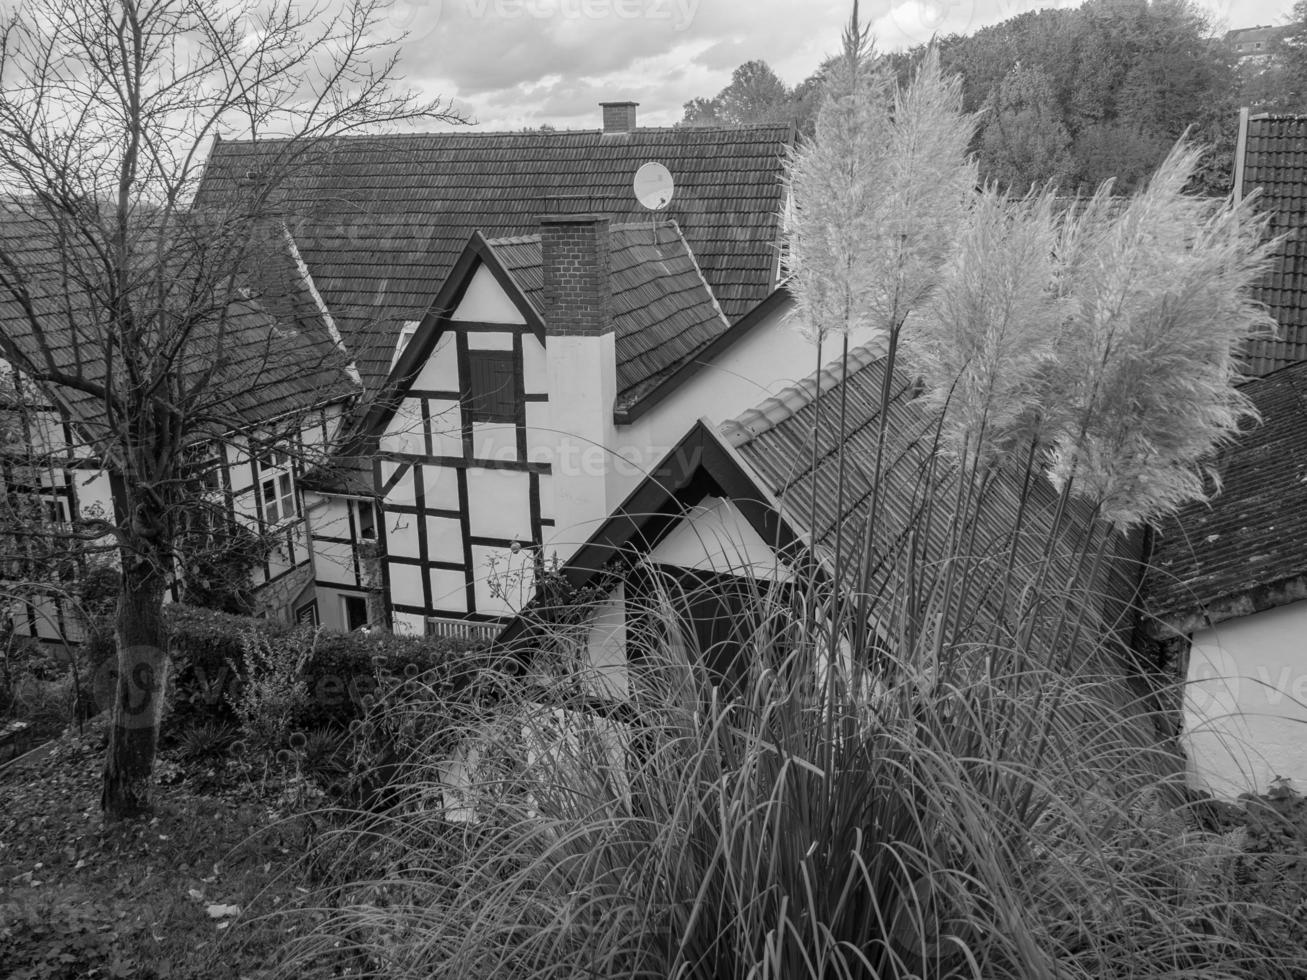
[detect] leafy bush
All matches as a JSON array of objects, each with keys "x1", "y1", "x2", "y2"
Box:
[
  {"x1": 227, "y1": 626, "x2": 317, "y2": 754},
  {"x1": 164, "y1": 605, "x2": 494, "y2": 735},
  {"x1": 171, "y1": 719, "x2": 239, "y2": 761}
]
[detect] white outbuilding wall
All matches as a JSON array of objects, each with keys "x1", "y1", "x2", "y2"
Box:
[{"x1": 1184, "y1": 599, "x2": 1307, "y2": 796}]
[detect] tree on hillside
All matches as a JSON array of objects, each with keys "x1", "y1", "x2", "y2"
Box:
[
  {"x1": 0, "y1": 0, "x2": 461, "y2": 818},
  {"x1": 979, "y1": 63, "x2": 1074, "y2": 194},
  {"x1": 681, "y1": 59, "x2": 826, "y2": 133},
  {"x1": 1275, "y1": 1, "x2": 1307, "y2": 108},
  {"x1": 683, "y1": 60, "x2": 790, "y2": 126}
]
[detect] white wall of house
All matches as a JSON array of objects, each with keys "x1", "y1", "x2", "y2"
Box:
[
  {"x1": 649, "y1": 496, "x2": 792, "y2": 580},
  {"x1": 1184, "y1": 599, "x2": 1307, "y2": 797},
  {"x1": 611, "y1": 296, "x2": 881, "y2": 502},
  {"x1": 303, "y1": 491, "x2": 379, "y2": 632}
]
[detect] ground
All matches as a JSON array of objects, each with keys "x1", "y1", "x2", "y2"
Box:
[{"x1": 0, "y1": 719, "x2": 315, "y2": 980}]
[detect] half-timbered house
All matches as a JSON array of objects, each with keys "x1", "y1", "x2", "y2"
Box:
[{"x1": 0, "y1": 213, "x2": 360, "y2": 644}]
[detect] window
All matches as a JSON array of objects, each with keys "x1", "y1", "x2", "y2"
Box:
[
  {"x1": 342, "y1": 594, "x2": 368, "y2": 631},
  {"x1": 183, "y1": 445, "x2": 221, "y2": 492},
  {"x1": 391, "y1": 321, "x2": 420, "y2": 371},
  {"x1": 296, "y1": 601, "x2": 319, "y2": 626},
  {"x1": 261, "y1": 472, "x2": 295, "y2": 525},
  {"x1": 466, "y1": 350, "x2": 516, "y2": 423},
  {"x1": 356, "y1": 501, "x2": 376, "y2": 540},
  {"x1": 258, "y1": 448, "x2": 290, "y2": 471}
]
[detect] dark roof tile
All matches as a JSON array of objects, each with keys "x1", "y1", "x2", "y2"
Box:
[
  {"x1": 1239, "y1": 114, "x2": 1307, "y2": 375},
  {"x1": 1144, "y1": 359, "x2": 1307, "y2": 619}
]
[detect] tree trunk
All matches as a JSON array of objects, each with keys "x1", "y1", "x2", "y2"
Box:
[{"x1": 101, "y1": 548, "x2": 169, "y2": 819}]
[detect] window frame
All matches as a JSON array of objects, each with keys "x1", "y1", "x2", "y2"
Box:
[{"x1": 260, "y1": 471, "x2": 295, "y2": 526}]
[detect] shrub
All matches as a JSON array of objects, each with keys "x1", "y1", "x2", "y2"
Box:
[
  {"x1": 172, "y1": 719, "x2": 239, "y2": 761},
  {"x1": 227, "y1": 626, "x2": 317, "y2": 754},
  {"x1": 164, "y1": 605, "x2": 494, "y2": 734}
]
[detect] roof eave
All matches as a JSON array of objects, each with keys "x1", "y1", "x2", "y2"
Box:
[{"x1": 1147, "y1": 570, "x2": 1307, "y2": 639}]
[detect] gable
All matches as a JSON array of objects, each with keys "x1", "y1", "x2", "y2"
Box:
[
  {"x1": 451, "y1": 265, "x2": 527, "y2": 325},
  {"x1": 648, "y1": 495, "x2": 792, "y2": 580}
]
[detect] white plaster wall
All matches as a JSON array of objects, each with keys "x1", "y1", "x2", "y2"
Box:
[
  {"x1": 393, "y1": 611, "x2": 424, "y2": 635},
  {"x1": 466, "y1": 468, "x2": 532, "y2": 541},
  {"x1": 472, "y1": 422, "x2": 518, "y2": 463},
  {"x1": 613, "y1": 297, "x2": 881, "y2": 500},
  {"x1": 429, "y1": 567, "x2": 467, "y2": 612},
  {"x1": 450, "y1": 265, "x2": 526, "y2": 324},
  {"x1": 470, "y1": 543, "x2": 535, "y2": 617},
  {"x1": 542, "y1": 332, "x2": 617, "y2": 562},
  {"x1": 1185, "y1": 599, "x2": 1307, "y2": 797},
  {"x1": 380, "y1": 399, "x2": 424, "y2": 455},
  {"x1": 649, "y1": 497, "x2": 790, "y2": 580},
  {"x1": 425, "y1": 515, "x2": 463, "y2": 565},
  {"x1": 386, "y1": 513, "x2": 422, "y2": 560},
  {"x1": 586, "y1": 583, "x2": 628, "y2": 699},
  {"x1": 389, "y1": 562, "x2": 425, "y2": 608},
  {"x1": 414, "y1": 334, "x2": 459, "y2": 391},
  {"x1": 523, "y1": 334, "x2": 548, "y2": 394},
  {"x1": 466, "y1": 331, "x2": 515, "y2": 351},
  {"x1": 427, "y1": 398, "x2": 462, "y2": 456},
  {"x1": 524, "y1": 402, "x2": 552, "y2": 465},
  {"x1": 421, "y1": 465, "x2": 461, "y2": 512}
]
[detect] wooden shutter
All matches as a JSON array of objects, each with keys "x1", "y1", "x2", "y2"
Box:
[{"x1": 467, "y1": 350, "x2": 516, "y2": 423}]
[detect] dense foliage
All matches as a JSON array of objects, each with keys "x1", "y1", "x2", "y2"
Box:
[
  {"x1": 164, "y1": 605, "x2": 492, "y2": 735},
  {"x1": 686, "y1": 0, "x2": 1294, "y2": 196}
]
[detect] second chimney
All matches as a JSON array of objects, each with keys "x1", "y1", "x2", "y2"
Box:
[{"x1": 600, "y1": 101, "x2": 638, "y2": 135}]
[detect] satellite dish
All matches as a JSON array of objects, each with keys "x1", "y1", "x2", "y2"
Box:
[{"x1": 633, "y1": 162, "x2": 674, "y2": 210}]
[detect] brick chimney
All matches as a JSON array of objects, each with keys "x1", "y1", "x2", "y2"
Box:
[
  {"x1": 539, "y1": 214, "x2": 618, "y2": 561},
  {"x1": 542, "y1": 214, "x2": 612, "y2": 334},
  {"x1": 600, "y1": 101, "x2": 638, "y2": 135}
]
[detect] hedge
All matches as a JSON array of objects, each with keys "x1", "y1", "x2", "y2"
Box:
[{"x1": 163, "y1": 604, "x2": 496, "y2": 732}]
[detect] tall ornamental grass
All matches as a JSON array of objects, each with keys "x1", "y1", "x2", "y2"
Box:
[{"x1": 277, "y1": 569, "x2": 1301, "y2": 979}]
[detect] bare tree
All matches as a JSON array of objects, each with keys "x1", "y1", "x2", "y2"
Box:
[{"x1": 0, "y1": 0, "x2": 462, "y2": 818}]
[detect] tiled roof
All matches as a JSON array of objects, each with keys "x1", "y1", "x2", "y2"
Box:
[
  {"x1": 1144, "y1": 361, "x2": 1307, "y2": 625},
  {"x1": 1238, "y1": 114, "x2": 1307, "y2": 376},
  {"x1": 0, "y1": 206, "x2": 358, "y2": 439},
  {"x1": 486, "y1": 221, "x2": 730, "y2": 412},
  {"x1": 722, "y1": 346, "x2": 1143, "y2": 645},
  {"x1": 193, "y1": 126, "x2": 792, "y2": 393}
]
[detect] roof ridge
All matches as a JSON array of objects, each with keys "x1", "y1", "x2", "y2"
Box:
[
  {"x1": 485, "y1": 232, "x2": 540, "y2": 246},
  {"x1": 214, "y1": 123, "x2": 795, "y2": 149},
  {"x1": 718, "y1": 334, "x2": 891, "y2": 449},
  {"x1": 666, "y1": 218, "x2": 729, "y2": 331}
]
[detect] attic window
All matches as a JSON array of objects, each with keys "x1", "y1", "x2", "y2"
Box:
[
  {"x1": 392, "y1": 321, "x2": 420, "y2": 371},
  {"x1": 466, "y1": 350, "x2": 516, "y2": 423}
]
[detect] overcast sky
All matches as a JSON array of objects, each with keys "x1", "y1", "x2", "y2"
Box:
[{"x1": 389, "y1": 0, "x2": 1290, "y2": 131}]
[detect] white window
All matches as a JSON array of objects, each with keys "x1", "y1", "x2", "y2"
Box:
[
  {"x1": 261, "y1": 472, "x2": 295, "y2": 525},
  {"x1": 391, "y1": 321, "x2": 420, "y2": 372}
]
